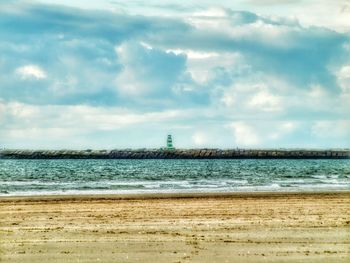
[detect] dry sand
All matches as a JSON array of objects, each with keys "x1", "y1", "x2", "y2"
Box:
[{"x1": 0, "y1": 192, "x2": 349, "y2": 262}]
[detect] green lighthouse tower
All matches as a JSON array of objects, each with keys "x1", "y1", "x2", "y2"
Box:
[
  {"x1": 160, "y1": 134, "x2": 175, "y2": 150},
  {"x1": 166, "y1": 134, "x2": 175, "y2": 150}
]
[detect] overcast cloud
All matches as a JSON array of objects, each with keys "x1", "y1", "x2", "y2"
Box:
[{"x1": 0, "y1": 1, "x2": 349, "y2": 149}]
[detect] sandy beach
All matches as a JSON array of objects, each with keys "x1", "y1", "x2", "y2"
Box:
[{"x1": 0, "y1": 192, "x2": 349, "y2": 262}]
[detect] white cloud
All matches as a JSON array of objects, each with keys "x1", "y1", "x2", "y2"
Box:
[
  {"x1": 0, "y1": 100, "x2": 5, "y2": 124},
  {"x1": 139, "y1": 41, "x2": 153, "y2": 50},
  {"x1": 16, "y1": 65, "x2": 47, "y2": 80},
  {"x1": 187, "y1": 8, "x2": 232, "y2": 32},
  {"x1": 292, "y1": 0, "x2": 350, "y2": 33},
  {"x1": 230, "y1": 121, "x2": 260, "y2": 146},
  {"x1": 221, "y1": 92, "x2": 236, "y2": 107},
  {"x1": 227, "y1": 20, "x2": 298, "y2": 49},
  {"x1": 115, "y1": 42, "x2": 153, "y2": 96},
  {"x1": 308, "y1": 84, "x2": 329, "y2": 98},
  {"x1": 50, "y1": 75, "x2": 79, "y2": 96},
  {"x1": 221, "y1": 80, "x2": 286, "y2": 114},
  {"x1": 248, "y1": 90, "x2": 283, "y2": 112},
  {"x1": 280, "y1": 121, "x2": 298, "y2": 132},
  {"x1": 194, "y1": 53, "x2": 243, "y2": 84},
  {"x1": 192, "y1": 132, "x2": 208, "y2": 145},
  {"x1": 336, "y1": 65, "x2": 350, "y2": 93},
  {"x1": 166, "y1": 49, "x2": 219, "y2": 59},
  {"x1": 188, "y1": 8, "x2": 298, "y2": 49},
  {"x1": 173, "y1": 50, "x2": 242, "y2": 85},
  {"x1": 228, "y1": 120, "x2": 301, "y2": 146},
  {"x1": 311, "y1": 120, "x2": 350, "y2": 139},
  {"x1": 0, "y1": 102, "x2": 189, "y2": 133},
  {"x1": 6, "y1": 102, "x2": 39, "y2": 119},
  {"x1": 114, "y1": 41, "x2": 185, "y2": 97},
  {"x1": 245, "y1": 0, "x2": 350, "y2": 33},
  {"x1": 268, "y1": 121, "x2": 298, "y2": 140},
  {"x1": 193, "y1": 7, "x2": 230, "y2": 18},
  {"x1": 5, "y1": 127, "x2": 78, "y2": 140}
]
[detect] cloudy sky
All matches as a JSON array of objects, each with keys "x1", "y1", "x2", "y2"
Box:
[{"x1": 0, "y1": 0, "x2": 349, "y2": 149}]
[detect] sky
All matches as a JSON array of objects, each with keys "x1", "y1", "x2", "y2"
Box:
[{"x1": 0, "y1": 0, "x2": 349, "y2": 149}]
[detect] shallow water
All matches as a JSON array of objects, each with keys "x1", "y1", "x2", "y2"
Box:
[{"x1": 0, "y1": 159, "x2": 349, "y2": 195}]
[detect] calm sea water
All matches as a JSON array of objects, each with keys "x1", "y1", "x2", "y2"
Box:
[{"x1": 0, "y1": 159, "x2": 349, "y2": 196}]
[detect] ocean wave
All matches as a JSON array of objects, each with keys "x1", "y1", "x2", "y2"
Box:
[{"x1": 1, "y1": 159, "x2": 349, "y2": 195}]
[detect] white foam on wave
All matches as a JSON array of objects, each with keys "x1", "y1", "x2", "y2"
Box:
[
  {"x1": 2, "y1": 185, "x2": 350, "y2": 197},
  {"x1": 1, "y1": 179, "x2": 349, "y2": 196},
  {"x1": 0, "y1": 180, "x2": 67, "y2": 186}
]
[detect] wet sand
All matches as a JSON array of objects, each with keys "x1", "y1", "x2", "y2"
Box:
[{"x1": 0, "y1": 192, "x2": 349, "y2": 262}]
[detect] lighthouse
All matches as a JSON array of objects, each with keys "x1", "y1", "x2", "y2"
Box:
[
  {"x1": 166, "y1": 134, "x2": 175, "y2": 150},
  {"x1": 167, "y1": 135, "x2": 174, "y2": 148}
]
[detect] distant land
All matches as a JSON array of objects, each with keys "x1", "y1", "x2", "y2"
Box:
[{"x1": 1, "y1": 149, "x2": 349, "y2": 159}]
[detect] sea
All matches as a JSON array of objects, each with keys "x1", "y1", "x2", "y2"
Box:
[{"x1": 0, "y1": 159, "x2": 349, "y2": 196}]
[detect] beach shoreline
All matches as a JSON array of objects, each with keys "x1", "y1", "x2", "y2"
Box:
[
  {"x1": 1, "y1": 190, "x2": 350, "y2": 201},
  {"x1": 1, "y1": 191, "x2": 349, "y2": 262}
]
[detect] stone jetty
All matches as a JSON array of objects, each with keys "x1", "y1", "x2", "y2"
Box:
[{"x1": 0, "y1": 149, "x2": 349, "y2": 159}]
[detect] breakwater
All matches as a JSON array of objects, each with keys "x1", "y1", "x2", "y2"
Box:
[{"x1": 1, "y1": 149, "x2": 349, "y2": 159}]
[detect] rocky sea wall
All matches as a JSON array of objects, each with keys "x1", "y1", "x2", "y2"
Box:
[{"x1": 1, "y1": 149, "x2": 349, "y2": 159}]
